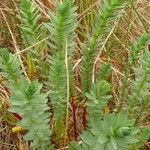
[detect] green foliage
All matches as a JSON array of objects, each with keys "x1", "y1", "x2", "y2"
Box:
[
  {"x1": 128, "y1": 49, "x2": 150, "y2": 123},
  {"x1": 81, "y1": 0, "x2": 128, "y2": 93},
  {"x1": 46, "y1": 0, "x2": 77, "y2": 54},
  {"x1": 68, "y1": 141, "x2": 82, "y2": 150},
  {"x1": 8, "y1": 79, "x2": 53, "y2": 149},
  {"x1": 0, "y1": 48, "x2": 21, "y2": 82},
  {"x1": 20, "y1": 0, "x2": 41, "y2": 46},
  {"x1": 98, "y1": 63, "x2": 111, "y2": 80},
  {"x1": 80, "y1": 113, "x2": 139, "y2": 150},
  {"x1": 1, "y1": 0, "x2": 150, "y2": 149},
  {"x1": 20, "y1": 0, "x2": 49, "y2": 80},
  {"x1": 85, "y1": 80, "x2": 111, "y2": 123},
  {"x1": 140, "y1": 126, "x2": 150, "y2": 141},
  {"x1": 46, "y1": 0, "x2": 78, "y2": 120},
  {"x1": 129, "y1": 33, "x2": 150, "y2": 66},
  {"x1": 0, "y1": 48, "x2": 53, "y2": 149}
]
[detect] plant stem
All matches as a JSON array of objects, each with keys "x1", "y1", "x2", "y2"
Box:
[
  {"x1": 65, "y1": 38, "x2": 70, "y2": 143},
  {"x1": 72, "y1": 101, "x2": 77, "y2": 140}
]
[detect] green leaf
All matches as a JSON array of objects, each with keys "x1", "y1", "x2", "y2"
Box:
[
  {"x1": 80, "y1": 113, "x2": 139, "y2": 150},
  {"x1": 111, "y1": 136, "x2": 118, "y2": 150},
  {"x1": 8, "y1": 78, "x2": 52, "y2": 149},
  {"x1": 98, "y1": 134, "x2": 108, "y2": 144},
  {"x1": 86, "y1": 80, "x2": 111, "y2": 123},
  {"x1": 80, "y1": 131, "x2": 95, "y2": 146},
  {"x1": 0, "y1": 48, "x2": 22, "y2": 82}
]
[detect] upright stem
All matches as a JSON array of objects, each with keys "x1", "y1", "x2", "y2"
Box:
[{"x1": 65, "y1": 38, "x2": 70, "y2": 142}]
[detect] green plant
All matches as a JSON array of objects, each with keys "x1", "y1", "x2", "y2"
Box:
[
  {"x1": 129, "y1": 33, "x2": 150, "y2": 66},
  {"x1": 97, "y1": 63, "x2": 111, "y2": 81},
  {"x1": 20, "y1": 0, "x2": 49, "y2": 80},
  {"x1": 1, "y1": 0, "x2": 150, "y2": 149},
  {"x1": 79, "y1": 113, "x2": 139, "y2": 150},
  {"x1": 81, "y1": 0, "x2": 128, "y2": 93},
  {"x1": 85, "y1": 80, "x2": 111, "y2": 123},
  {"x1": 128, "y1": 49, "x2": 150, "y2": 124},
  {"x1": 0, "y1": 48, "x2": 21, "y2": 82},
  {"x1": 46, "y1": 0, "x2": 77, "y2": 124},
  {"x1": 0, "y1": 48, "x2": 53, "y2": 149},
  {"x1": 8, "y1": 79, "x2": 53, "y2": 149},
  {"x1": 40, "y1": 0, "x2": 78, "y2": 145}
]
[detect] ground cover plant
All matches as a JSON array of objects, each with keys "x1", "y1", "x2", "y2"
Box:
[{"x1": 0, "y1": 0, "x2": 150, "y2": 149}]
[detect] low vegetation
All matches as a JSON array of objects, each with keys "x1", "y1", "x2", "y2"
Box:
[{"x1": 0, "y1": 0, "x2": 150, "y2": 149}]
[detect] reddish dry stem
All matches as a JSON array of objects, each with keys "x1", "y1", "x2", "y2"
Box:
[
  {"x1": 82, "y1": 107, "x2": 87, "y2": 130},
  {"x1": 72, "y1": 103, "x2": 78, "y2": 140}
]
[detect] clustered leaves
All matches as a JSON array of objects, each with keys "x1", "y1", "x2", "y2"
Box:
[
  {"x1": 8, "y1": 79, "x2": 53, "y2": 149},
  {"x1": 46, "y1": 0, "x2": 78, "y2": 121},
  {"x1": 81, "y1": 0, "x2": 127, "y2": 93},
  {"x1": 0, "y1": 48, "x2": 52, "y2": 149},
  {"x1": 85, "y1": 80, "x2": 111, "y2": 123},
  {"x1": 20, "y1": 0, "x2": 49, "y2": 80},
  {"x1": 129, "y1": 33, "x2": 150, "y2": 65},
  {"x1": 80, "y1": 113, "x2": 139, "y2": 150},
  {"x1": 128, "y1": 49, "x2": 150, "y2": 123},
  {"x1": 0, "y1": 0, "x2": 150, "y2": 149},
  {"x1": 0, "y1": 48, "x2": 21, "y2": 82}
]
